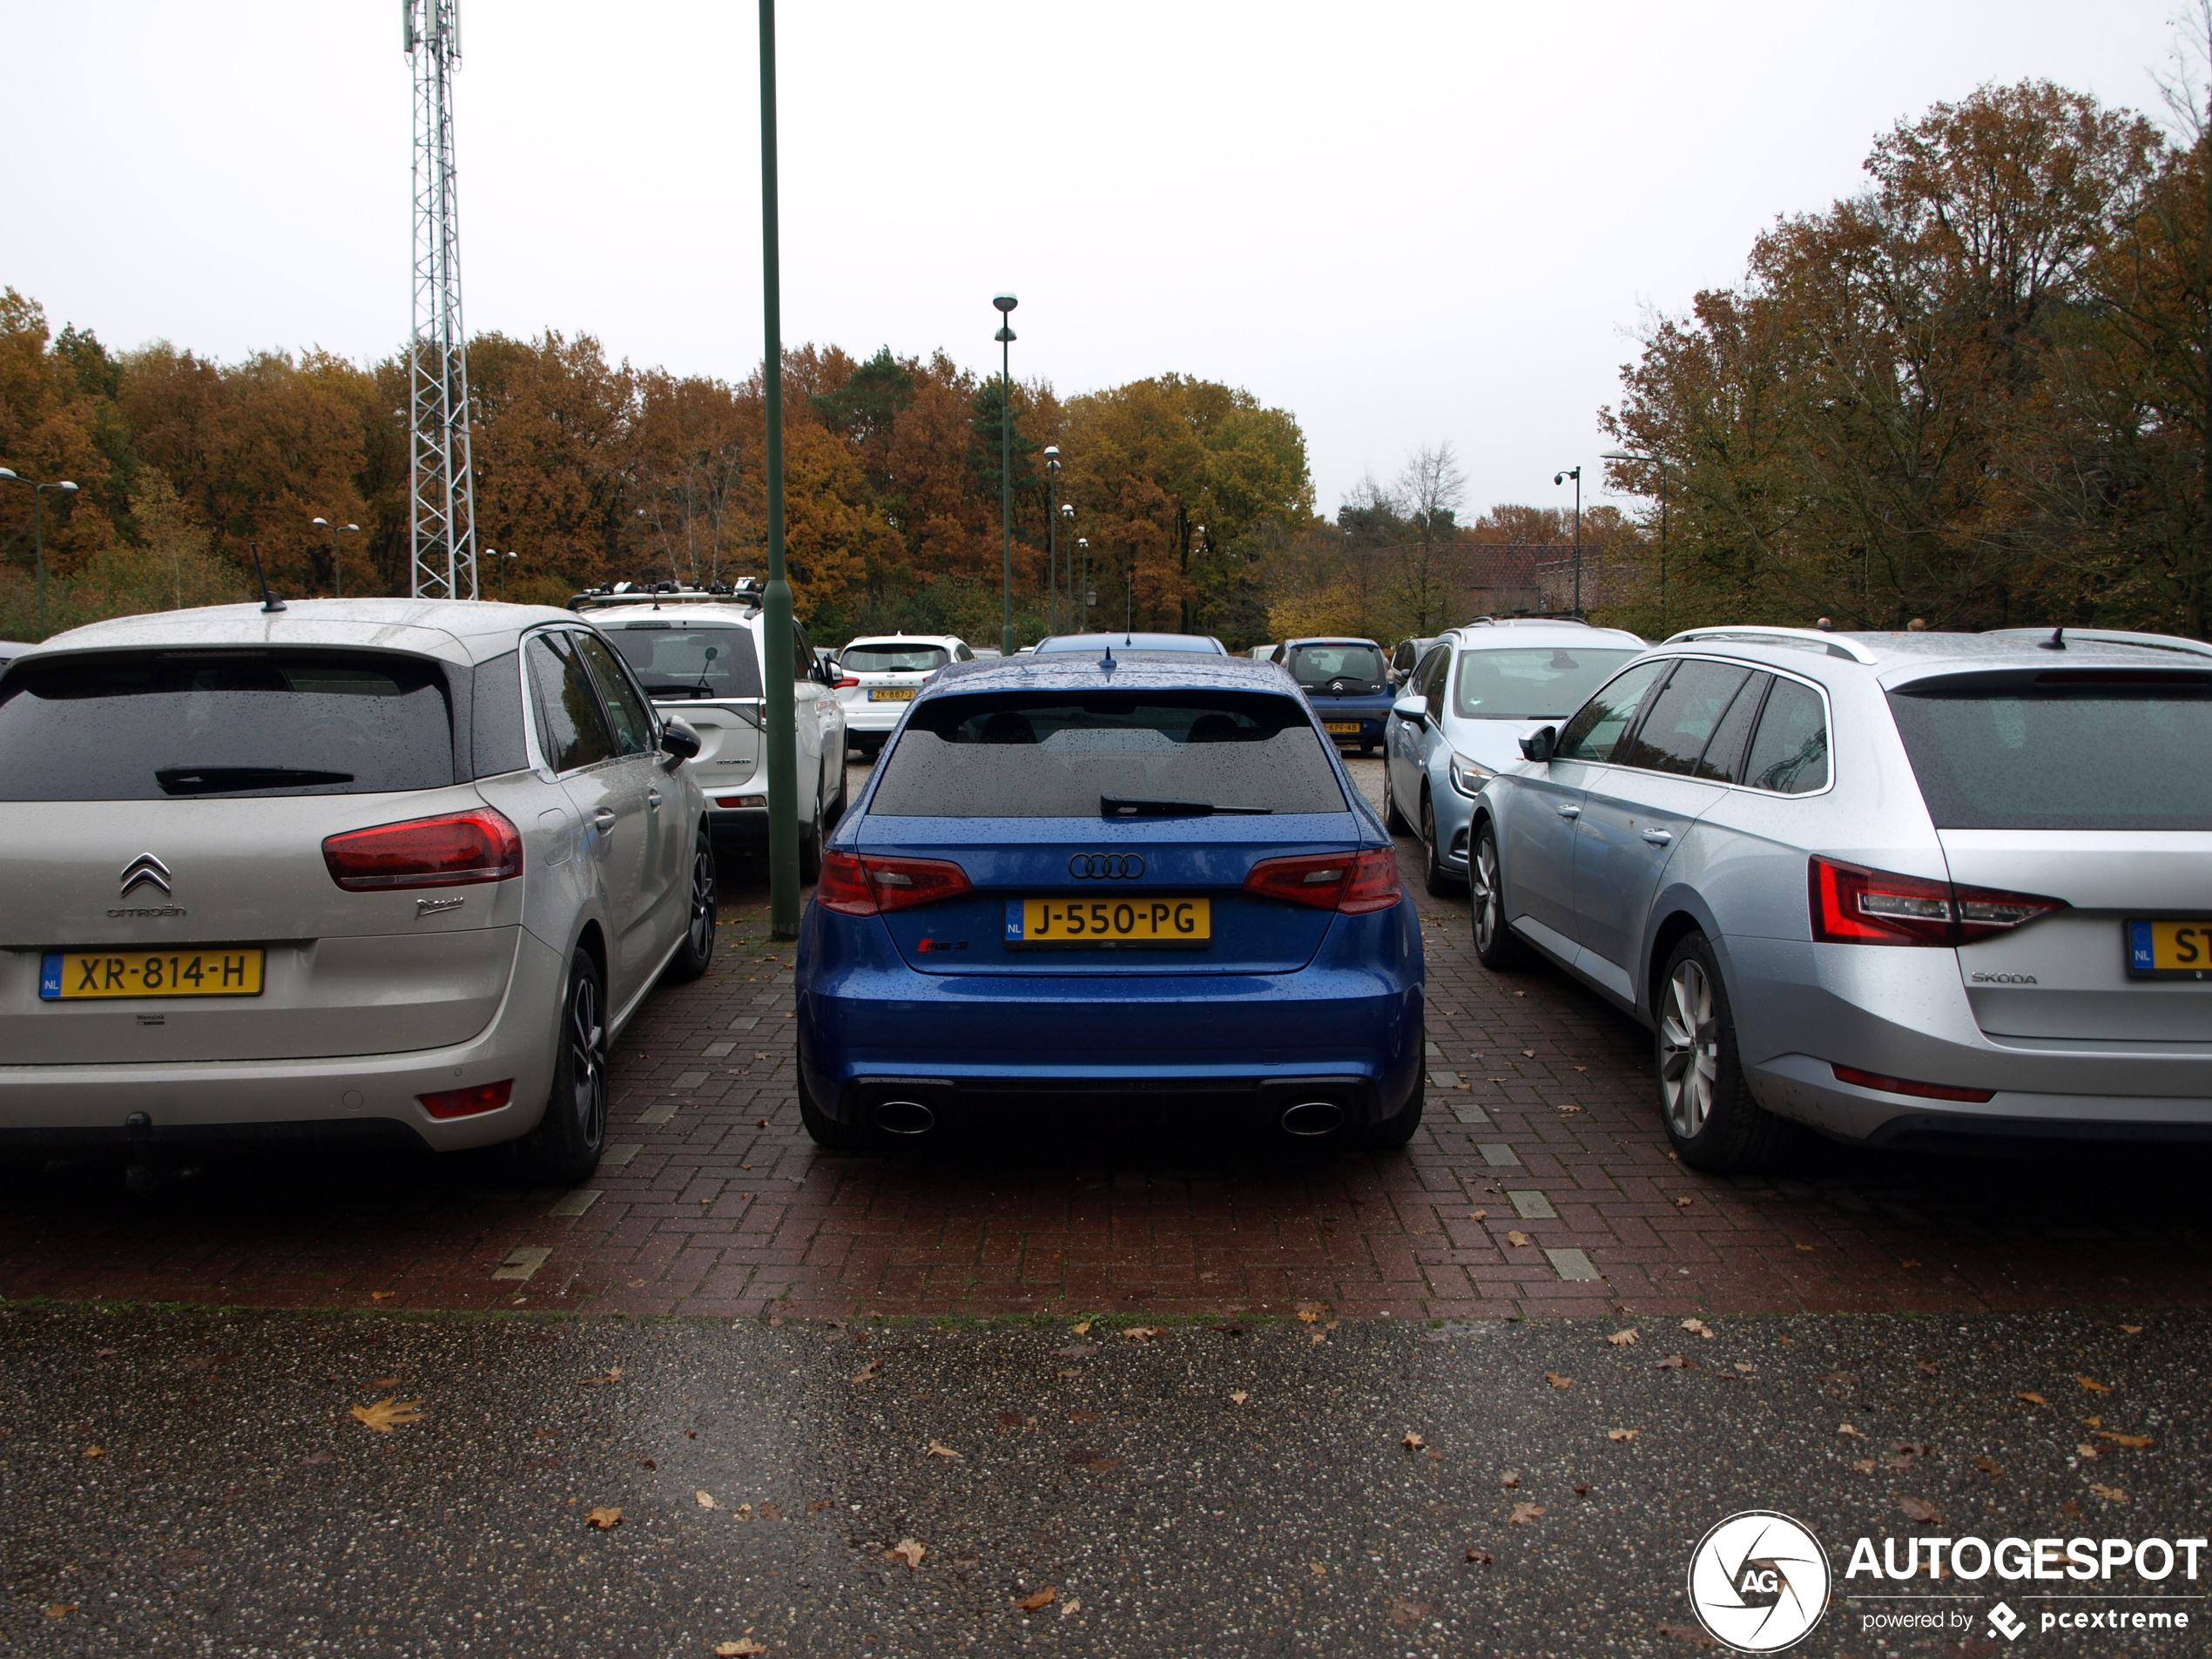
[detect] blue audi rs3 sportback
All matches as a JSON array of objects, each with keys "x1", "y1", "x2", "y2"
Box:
[{"x1": 792, "y1": 650, "x2": 1426, "y2": 1151}]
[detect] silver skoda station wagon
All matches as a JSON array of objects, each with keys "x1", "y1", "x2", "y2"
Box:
[
  {"x1": 0, "y1": 599, "x2": 716, "y2": 1186},
  {"x1": 1471, "y1": 625, "x2": 2212, "y2": 1170}
]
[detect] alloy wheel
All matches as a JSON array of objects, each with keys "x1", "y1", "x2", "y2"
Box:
[
  {"x1": 1658, "y1": 957, "x2": 1719, "y2": 1139},
  {"x1": 1473, "y1": 835, "x2": 1503, "y2": 953},
  {"x1": 686, "y1": 845, "x2": 716, "y2": 961},
  {"x1": 566, "y1": 971, "x2": 607, "y2": 1145}
]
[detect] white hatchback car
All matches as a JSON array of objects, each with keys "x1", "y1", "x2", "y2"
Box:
[
  {"x1": 0, "y1": 598, "x2": 716, "y2": 1187},
  {"x1": 835, "y1": 634, "x2": 973, "y2": 757},
  {"x1": 583, "y1": 585, "x2": 847, "y2": 880}
]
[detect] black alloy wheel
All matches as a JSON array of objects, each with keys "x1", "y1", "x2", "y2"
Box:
[
  {"x1": 516, "y1": 950, "x2": 610, "y2": 1185},
  {"x1": 1470, "y1": 821, "x2": 1528, "y2": 970},
  {"x1": 666, "y1": 834, "x2": 718, "y2": 982}
]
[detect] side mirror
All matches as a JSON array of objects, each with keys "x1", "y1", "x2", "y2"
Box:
[
  {"x1": 659, "y1": 715, "x2": 702, "y2": 762},
  {"x1": 1392, "y1": 693, "x2": 1428, "y2": 724},
  {"x1": 1518, "y1": 725, "x2": 1557, "y2": 763}
]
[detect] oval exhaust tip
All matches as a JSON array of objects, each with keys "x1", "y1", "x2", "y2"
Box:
[
  {"x1": 873, "y1": 1099, "x2": 936, "y2": 1136},
  {"x1": 1280, "y1": 1101, "x2": 1345, "y2": 1137}
]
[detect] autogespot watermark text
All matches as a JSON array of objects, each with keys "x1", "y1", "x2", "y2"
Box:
[{"x1": 1845, "y1": 1534, "x2": 2202, "y2": 1645}]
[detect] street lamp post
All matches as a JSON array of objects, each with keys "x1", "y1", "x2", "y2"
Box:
[
  {"x1": 993, "y1": 293, "x2": 1018, "y2": 657},
  {"x1": 1043, "y1": 445, "x2": 1062, "y2": 637},
  {"x1": 1059, "y1": 502, "x2": 1074, "y2": 627},
  {"x1": 761, "y1": 0, "x2": 801, "y2": 937},
  {"x1": 311, "y1": 516, "x2": 361, "y2": 599},
  {"x1": 1552, "y1": 465, "x2": 1582, "y2": 616},
  {"x1": 1600, "y1": 449, "x2": 1669, "y2": 625},
  {"x1": 1076, "y1": 537, "x2": 1090, "y2": 624},
  {"x1": 493, "y1": 548, "x2": 517, "y2": 601},
  {"x1": 0, "y1": 469, "x2": 80, "y2": 638}
]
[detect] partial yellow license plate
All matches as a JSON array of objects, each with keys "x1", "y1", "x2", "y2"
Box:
[
  {"x1": 1005, "y1": 897, "x2": 1211, "y2": 948},
  {"x1": 2127, "y1": 920, "x2": 2212, "y2": 980},
  {"x1": 869, "y1": 686, "x2": 917, "y2": 702},
  {"x1": 1324, "y1": 721, "x2": 1363, "y2": 734},
  {"x1": 41, "y1": 948, "x2": 265, "y2": 1000}
]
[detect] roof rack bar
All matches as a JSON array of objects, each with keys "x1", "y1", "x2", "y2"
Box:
[{"x1": 1662, "y1": 625, "x2": 1879, "y2": 665}]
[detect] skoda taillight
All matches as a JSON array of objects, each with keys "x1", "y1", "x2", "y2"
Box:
[
  {"x1": 323, "y1": 808, "x2": 523, "y2": 892},
  {"x1": 1809, "y1": 856, "x2": 2064, "y2": 948}
]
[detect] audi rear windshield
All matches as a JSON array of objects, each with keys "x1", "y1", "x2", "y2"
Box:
[
  {"x1": 0, "y1": 650, "x2": 455, "y2": 800},
  {"x1": 868, "y1": 691, "x2": 1348, "y2": 818},
  {"x1": 605, "y1": 622, "x2": 765, "y2": 700},
  {"x1": 1888, "y1": 670, "x2": 2212, "y2": 830}
]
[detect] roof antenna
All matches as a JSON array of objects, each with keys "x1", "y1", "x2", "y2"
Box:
[
  {"x1": 249, "y1": 541, "x2": 286, "y2": 613},
  {"x1": 2040, "y1": 624, "x2": 2066, "y2": 651},
  {"x1": 1100, "y1": 639, "x2": 1116, "y2": 671}
]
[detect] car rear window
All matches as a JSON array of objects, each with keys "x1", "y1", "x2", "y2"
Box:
[
  {"x1": 0, "y1": 650, "x2": 454, "y2": 800},
  {"x1": 869, "y1": 691, "x2": 1348, "y2": 818},
  {"x1": 604, "y1": 623, "x2": 763, "y2": 700},
  {"x1": 842, "y1": 642, "x2": 949, "y2": 673},
  {"x1": 1888, "y1": 670, "x2": 2212, "y2": 830},
  {"x1": 1288, "y1": 644, "x2": 1386, "y2": 691},
  {"x1": 1453, "y1": 646, "x2": 1641, "y2": 720}
]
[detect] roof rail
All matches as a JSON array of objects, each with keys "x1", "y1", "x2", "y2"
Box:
[
  {"x1": 1662, "y1": 625, "x2": 1879, "y2": 665},
  {"x1": 570, "y1": 577, "x2": 761, "y2": 614}
]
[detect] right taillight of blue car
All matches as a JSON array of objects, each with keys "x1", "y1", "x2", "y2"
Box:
[{"x1": 1808, "y1": 855, "x2": 2066, "y2": 947}]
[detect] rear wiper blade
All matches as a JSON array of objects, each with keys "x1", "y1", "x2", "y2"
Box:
[
  {"x1": 1101, "y1": 795, "x2": 1271, "y2": 818},
  {"x1": 156, "y1": 765, "x2": 354, "y2": 795}
]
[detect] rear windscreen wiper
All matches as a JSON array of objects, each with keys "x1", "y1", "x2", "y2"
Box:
[
  {"x1": 1101, "y1": 795, "x2": 1272, "y2": 818},
  {"x1": 156, "y1": 765, "x2": 354, "y2": 795}
]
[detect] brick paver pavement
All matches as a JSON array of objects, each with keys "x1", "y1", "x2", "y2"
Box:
[{"x1": 3, "y1": 760, "x2": 2208, "y2": 1322}]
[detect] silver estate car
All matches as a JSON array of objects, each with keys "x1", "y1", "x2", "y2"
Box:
[
  {"x1": 0, "y1": 598, "x2": 716, "y2": 1187},
  {"x1": 1470, "y1": 625, "x2": 2212, "y2": 1170},
  {"x1": 1383, "y1": 619, "x2": 1645, "y2": 896}
]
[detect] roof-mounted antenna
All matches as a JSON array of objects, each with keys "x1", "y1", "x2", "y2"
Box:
[
  {"x1": 2040, "y1": 624, "x2": 2067, "y2": 651},
  {"x1": 1100, "y1": 639, "x2": 1116, "y2": 671},
  {"x1": 249, "y1": 541, "x2": 286, "y2": 613}
]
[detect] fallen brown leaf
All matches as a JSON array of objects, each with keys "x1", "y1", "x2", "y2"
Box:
[
  {"x1": 370, "y1": 1291, "x2": 397, "y2": 1302},
  {"x1": 1546, "y1": 1372, "x2": 1573, "y2": 1390},
  {"x1": 1655, "y1": 1353, "x2": 1697, "y2": 1370},
  {"x1": 1606, "y1": 1329, "x2": 1640, "y2": 1346},
  {"x1": 1897, "y1": 1496, "x2": 1939, "y2": 1524},
  {"x1": 44, "y1": 1604, "x2": 77, "y2": 1619},
  {"x1": 1507, "y1": 1230, "x2": 1532, "y2": 1247},
  {"x1": 1065, "y1": 1448, "x2": 1120, "y2": 1474},
  {"x1": 1295, "y1": 1304, "x2": 1325, "y2": 1324},
  {"x1": 1899, "y1": 1258, "x2": 1923, "y2": 1269},
  {"x1": 1402, "y1": 1432, "x2": 1426, "y2": 1451},
  {"x1": 2078, "y1": 1375, "x2": 2113, "y2": 1394},
  {"x1": 1973, "y1": 1456, "x2": 2004, "y2": 1475},
  {"x1": 1507, "y1": 1501, "x2": 1545, "y2": 1525},
  {"x1": 1673, "y1": 1196, "x2": 1695, "y2": 1209},
  {"x1": 1465, "y1": 1547, "x2": 1494, "y2": 1564},
  {"x1": 1386, "y1": 1597, "x2": 1433, "y2": 1626},
  {"x1": 1680, "y1": 1318, "x2": 1714, "y2": 1339},
  {"x1": 1309, "y1": 1329, "x2": 1327, "y2": 1345},
  {"x1": 695, "y1": 1490, "x2": 718, "y2": 1509},
  {"x1": 889, "y1": 1537, "x2": 927, "y2": 1568},
  {"x1": 2089, "y1": 1483, "x2": 2129, "y2": 1503},
  {"x1": 757, "y1": 1502, "x2": 781, "y2": 1521},
  {"x1": 1607, "y1": 1428, "x2": 1640, "y2": 1442},
  {"x1": 2120, "y1": 1323, "x2": 2143, "y2": 1335},
  {"x1": 852, "y1": 1362, "x2": 880, "y2": 1385},
  {"x1": 1069, "y1": 1409, "x2": 1101, "y2": 1425},
  {"x1": 1500, "y1": 1469, "x2": 1521, "y2": 1488},
  {"x1": 1468, "y1": 1209, "x2": 1487, "y2": 1221},
  {"x1": 926, "y1": 1440, "x2": 961, "y2": 1460},
  {"x1": 1851, "y1": 1458, "x2": 1878, "y2": 1474},
  {"x1": 1015, "y1": 1588, "x2": 1058, "y2": 1612},
  {"x1": 584, "y1": 1506, "x2": 623, "y2": 1530},
  {"x1": 1229, "y1": 1391, "x2": 1250, "y2": 1406},
  {"x1": 2097, "y1": 1430, "x2": 2155, "y2": 1449},
  {"x1": 83, "y1": 1445, "x2": 105, "y2": 1458},
  {"x1": 350, "y1": 1396, "x2": 427, "y2": 1433},
  {"x1": 2077, "y1": 1442, "x2": 2102, "y2": 1460},
  {"x1": 1915, "y1": 1356, "x2": 1939, "y2": 1375},
  {"x1": 1838, "y1": 1423, "x2": 1864, "y2": 1438},
  {"x1": 368, "y1": 1376, "x2": 402, "y2": 1389},
  {"x1": 1120, "y1": 1326, "x2": 1163, "y2": 1342},
  {"x1": 714, "y1": 1642, "x2": 769, "y2": 1657},
  {"x1": 2018, "y1": 1391, "x2": 2048, "y2": 1406}
]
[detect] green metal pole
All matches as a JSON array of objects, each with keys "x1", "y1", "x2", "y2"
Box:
[
  {"x1": 760, "y1": 0, "x2": 799, "y2": 940},
  {"x1": 33, "y1": 486, "x2": 46, "y2": 640},
  {"x1": 998, "y1": 324, "x2": 1015, "y2": 657}
]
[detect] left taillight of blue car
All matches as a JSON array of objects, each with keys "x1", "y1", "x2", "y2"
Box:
[{"x1": 815, "y1": 851, "x2": 974, "y2": 916}]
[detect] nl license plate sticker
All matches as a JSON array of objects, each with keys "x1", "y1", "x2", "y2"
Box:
[
  {"x1": 42, "y1": 948, "x2": 266, "y2": 1000},
  {"x1": 1004, "y1": 897, "x2": 1211, "y2": 948},
  {"x1": 2126, "y1": 920, "x2": 2212, "y2": 980}
]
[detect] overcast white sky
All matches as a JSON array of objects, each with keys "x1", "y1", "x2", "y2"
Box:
[{"x1": 1, "y1": 1, "x2": 2189, "y2": 522}]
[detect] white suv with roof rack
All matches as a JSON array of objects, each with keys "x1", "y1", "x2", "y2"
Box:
[
  {"x1": 833, "y1": 633, "x2": 973, "y2": 759},
  {"x1": 577, "y1": 581, "x2": 846, "y2": 880}
]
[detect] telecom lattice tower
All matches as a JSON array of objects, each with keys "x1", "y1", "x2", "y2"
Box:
[{"x1": 405, "y1": 0, "x2": 477, "y2": 601}]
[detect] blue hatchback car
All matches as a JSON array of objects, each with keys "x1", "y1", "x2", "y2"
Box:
[
  {"x1": 793, "y1": 651, "x2": 1426, "y2": 1150},
  {"x1": 1276, "y1": 637, "x2": 1396, "y2": 755}
]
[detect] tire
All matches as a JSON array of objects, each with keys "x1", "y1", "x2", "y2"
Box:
[
  {"x1": 1655, "y1": 932, "x2": 1793, "y2": 1173},
  {"x1": 1470, "y1": 820, "x2": 1530, "y2": 970},
  {"x1": 798, "y1": 787, "x2": 824, "y2": 887},
  {"x1": 1420, "y1": 791, "x2": 1460, "y2": 897},
  {"x1": 1366, "y1": 1088, "x2": 1425, "y2": 1151},
  {"x1": 514, "y1": 949, "x2": 610, "y2": 1187},
  {"x1": 664, "y1": 833, "x2": 718, "y2": 983},
  {"x1": 798, "y1": 1068, "x2": 861, "y2": 1151},
  {"x1": 1382, "y1": 762, "x2": 1413, "y2": 835}
]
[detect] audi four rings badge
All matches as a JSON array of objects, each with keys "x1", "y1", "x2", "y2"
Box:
[{"x1": 1069, "y1": 853, "x2": 1145, "y2": 879}]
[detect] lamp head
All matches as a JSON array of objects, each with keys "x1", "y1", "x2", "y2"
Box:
[
  {"x1": 992, "y1": 293, "x2": 1018, "y2": 314},
  {"x1": 1062, "y1": 503, "x2": 1075, "y2": 518},
  {"x1": 995, "y1": 325, "x2": 1016, "y2": 344},
  {"x1": 343, "y1": 523, "x2": 359, "y2": 531},
  {"x1": 1600, "y1": 450, "x2": 1636, "y2": 462},
  {"x1": 0, "y1": 468, "x2": 16, "y2": 481},
  {"x1": 313, "y1": 517, "x2": 329, "y2": 527},
  {"x1": 55, "y1": 481, "x2": 78, "y2": 494}
]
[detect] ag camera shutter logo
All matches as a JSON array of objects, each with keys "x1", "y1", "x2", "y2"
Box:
[{"x1": 1687, "y1": 1511, "x2": 1831, "y2": 1651}]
